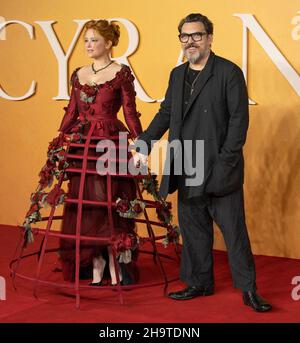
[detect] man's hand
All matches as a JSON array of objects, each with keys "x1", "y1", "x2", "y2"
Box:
[
  {"x1": 131, "y1": 137, "x2": 148, "y2": 167},
  {"x1": 133, "y1": 151, "x2": 148, "y2": 167}
]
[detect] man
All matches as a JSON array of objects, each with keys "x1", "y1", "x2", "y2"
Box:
[{"x1": 134, "y1": 13, "x2": 271, "y2": 312}]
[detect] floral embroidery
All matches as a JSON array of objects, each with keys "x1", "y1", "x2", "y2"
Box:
[
  {"x1": 116, "y1": 197, "x2": 145, "y2": 218},
  {"x1": 74, "y1": 65, "x2": 128, "y2": 104},
  {"x1": 22, "y1": 134, "x2": 69, "y2": 246},
  {"x1": 140, "y1": 174, "x2": 180, "y2": 246},
  {"x1": 68, "y1": 113, "x2": 87, "y2": 142},
  {"x1": 111, "y1": 232, "x2": 138, "y2": 253},
  {"x1": 162, "y1": 226, "x2": 181, "y2": 248},
  {"x1": 46, "y1": 184, "x2": 66, "y2": 207},
  {"x1": 80, "y1": 84, "x2": 98, "y2": 103},
  {"x1": 113, "y1": 172, "x2": 180, "y2": 262},
  {"x1": 115, "y1": 173, "x2": 181, "y2": 249}
]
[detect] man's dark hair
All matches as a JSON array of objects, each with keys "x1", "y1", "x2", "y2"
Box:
[{"x1": 178, "y1": 13, "x2": 214, "y2": 35}]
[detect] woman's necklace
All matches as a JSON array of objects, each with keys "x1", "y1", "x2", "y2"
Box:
[{"x1": 91, "y1": 60, "x2": 114, "y2": 74}]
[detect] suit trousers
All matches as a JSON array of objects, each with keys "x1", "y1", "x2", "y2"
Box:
[{"x1": 177, "y1": 187, "x2": 256, "y2": 292}]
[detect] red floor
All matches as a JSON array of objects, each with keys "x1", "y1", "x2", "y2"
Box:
[{"x1": 0, "y1": 224, "x2": 299, "y2": 322}]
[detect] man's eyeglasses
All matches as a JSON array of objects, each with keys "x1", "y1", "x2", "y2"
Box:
[{"x1": 178, "y1": 31, "x2": 208, "y2": 43}]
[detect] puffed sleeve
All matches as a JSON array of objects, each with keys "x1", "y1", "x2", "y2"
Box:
[
  {"x1": 58, "y1": 69, "x2": 79, "y2": 133},
  {"x1": 120, "y1": 66, "x2": 143, "y2": 139}
]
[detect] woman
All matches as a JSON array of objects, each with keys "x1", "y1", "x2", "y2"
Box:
[
  {"x1": 22, "y1": 19, "x2": 143, "y2": 287},
  {"x1": 59, "y1": 19, "x2": 143, "y2": 286}
]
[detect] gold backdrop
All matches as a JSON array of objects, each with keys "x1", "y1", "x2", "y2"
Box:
[{"x1": 1, "y1": 0, "x2": 300, "y2": 258}]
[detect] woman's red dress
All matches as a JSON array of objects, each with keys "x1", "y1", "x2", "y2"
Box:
[{"x1": 57, "y1": 64, "x2": 143, "y2": 281}]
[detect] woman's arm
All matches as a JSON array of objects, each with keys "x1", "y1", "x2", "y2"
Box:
[
  {"x1": 120, "y1": 66, "x2": 143, "y2": 139},
  {"x1": 58, "y1": 69, "x2": 79, "y2": 133}
]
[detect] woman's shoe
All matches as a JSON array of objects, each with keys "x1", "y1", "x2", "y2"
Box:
[
  {"x1": 89, "y1": 281, "x2": 102, "y2": 286},
  {"x1": 111, "y1": 281, "x2": 124, "y2": 286}
]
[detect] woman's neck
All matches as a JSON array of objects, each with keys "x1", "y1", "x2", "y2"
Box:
[{"x1": 92, "y1": 55, "x2": 112, "y2": 68}]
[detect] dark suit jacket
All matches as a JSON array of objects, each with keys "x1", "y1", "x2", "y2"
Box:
[{"x1": 138, "y1": 51, "x2": 249, "y2": 199}]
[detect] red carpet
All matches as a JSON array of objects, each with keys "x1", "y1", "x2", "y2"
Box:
[{"x1": 0, "y1": 224, "x2": 299, "y2": 323}]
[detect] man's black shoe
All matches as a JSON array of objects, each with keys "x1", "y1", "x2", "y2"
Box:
[
  {"x1": 168, "y1": 286, "x2": 214, "y2": 300},
  {"x1": 243, "y1": 291, "x2": 272, "y2": 312}
]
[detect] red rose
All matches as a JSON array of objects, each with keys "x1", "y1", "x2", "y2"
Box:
[
  {"x1": 57, "y1": 160, "x2": 65, "y2": 171},
  {"x1": 166, "y1": 202, "x2": 172, "y2": 210},
  {"x1": 78, "y1": 113, "x2": 86, "y2": 122},
  {"x1": 26, "y1": 203, "x2": 40, "y2": 217},
  {"x1": 167, "y1": 229, "x2": 179, "y2": 241},
  {"x1": 156, "y1": 208, "x2": 170, "y2": 222},
  {"x1": 71, "y1": 133, "x2": 81, "y2": 142},
  {"x1": 82, "y1": 84, "x2": 97, "y2": 97},
  {"x1": 30, "y1": 192, "x2": 45, "y2": 203},
  {"x1": 45, "y1": 160, "x2": 55, "y2": 170},
  {"x1": 48, "y1": 134, "x2": 64, "y2": 151},
  {"x1": 155, "y1": 201, "x2": 171, "y2": 211},
  {"x1": 155, "y1": 201, "x2": 164, "y2": 209},
  {"x1": 39, "y1": 169, "x2": 53, "y2": 188},
  {"x1": 70, "y1": 125, "x2": 80, "y2": 133},
  {"x1": 56, "y1": 150, "x2": 66, "y2": 160},
  {"x1": 46, "y1": 185, "x2": 65, "y2": 207},
  {"x1": 133, "y1": 203, "x2": 142, "y2": 213},
  {"x1": 116, "y1": 199, "x2": 130, "y2": 213},
  {"x1": 40, "y1": 170, "x2": 51, "y2": 180},
  {"x1": 112, "y1": 233, "x2": 136, "y2": 253}
]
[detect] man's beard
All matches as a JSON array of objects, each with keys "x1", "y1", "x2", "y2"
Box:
[{"x1": 184, "y1": 44, "x2": 205, "y2": 64}]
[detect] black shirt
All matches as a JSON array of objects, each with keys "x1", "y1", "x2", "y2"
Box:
[{"x1": 183, "y1": 67, "x2": 201, "y2": 114}]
